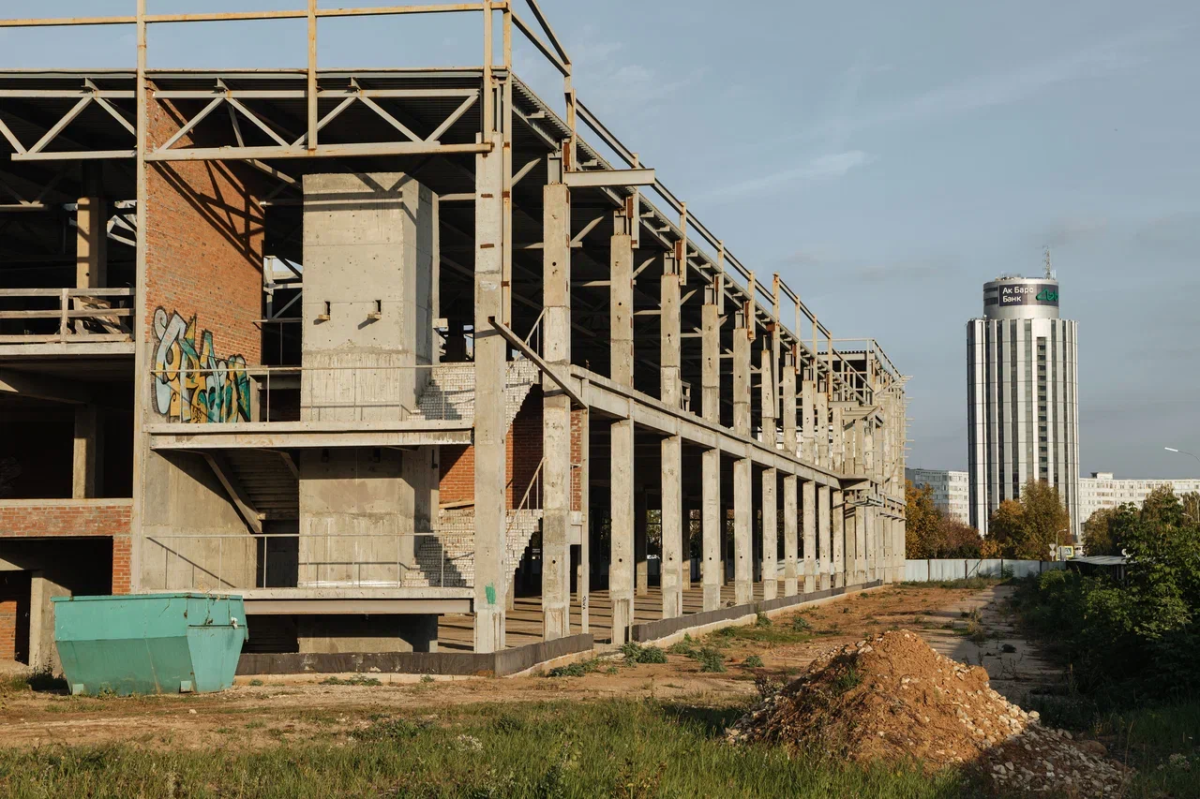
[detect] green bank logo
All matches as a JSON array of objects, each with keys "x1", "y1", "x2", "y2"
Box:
[{"x1": 1036, "y1": 289, "x2": 1059, "y2": 303}]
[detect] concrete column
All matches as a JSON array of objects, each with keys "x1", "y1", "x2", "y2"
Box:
[
  {"x1": 734, "y1": 454, "x2": 752, "y2": 605},
  {"x1": 700, "y1": 285, "x2": 721, "y2": 611},
  {"x1": 802, "y1": 479, "x2": 816, "y2": 593},
  {"x1": 541, "y1": 180, "x2": 571, "y2": 640},
  {"x1": 75, "y1": 194, "x2": 107, "y2": 290},
  {"x1": 701, "y1": 450, "x2": 721, "y2": 611},
  {"x1": 762, "y1": 468, "x2": 777, "y2": 600},
  {"x1": 610, "y1": 417, "x2": 635, "y2": 645},
  {"x1": 634, "y1": 487, "x2": 649, "y2": 596},
  {"x1": 660, "y1": 255, "x2": 683, "y2": 617},
  {"x1": 818, "y1": 484, "x2": 831, "y2": 590},
  {"x1": 831, "y1": 405, "x2": 845, "y2": 472},
  {"x1": 610, "y1": 221, "x2": 634, "y2": 386},
  {"x1": 28, "y1": 571, "x2": 69, "y2": 674},
  {"x1": 72, "y1": 404, "x2": 102, "y2": 499},
  {"x1": 855, "y1": 504, "x2": 868, "y2": 584},
  {"x1": 733, "y1": 316, "x2": 751, "y2": 438},
  {"x1": 816, "y1": 389, "x2": 829, "y2": 469},
  {"x1": 610, "y1": 217, "x2": 636, "y2": 643},
  {"x1": 473, "y1": 137, "x2": 507, "y2": 653},
  {"x1": 801, "y1": 377, "x2": 815, "y2": 461},
  {"x1": 661, "y1": 435, "x2": 683, "y2": 618},
  {"x1": 832, "y1": 489, "x2": 845, "y2": 588},
  {"x1": 783, "y1": 474, "x2": 798, "y2": 596},
  {"x1": 866, "y1": 506, "x2": 877, "y2": 582},
  {"x1": 75, "y1": 176, "x2": 108, "y2": 335},
  {"x1": 782, "y1": 352, "x2": 797, "y2": 456},
  {"x1": 732, "y1": 314, "x2": 753, "y2": 605}
]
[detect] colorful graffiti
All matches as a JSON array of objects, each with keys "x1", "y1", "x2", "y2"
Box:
[{"x1": 152, "y1": 308, "x2": 251, "y2": 423}]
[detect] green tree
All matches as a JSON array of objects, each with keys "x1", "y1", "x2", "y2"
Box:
[
  {"x1": 1083, "y1": 507, "x2": 1120, "y2": 556},
  {"x1": 938, "y1": 517, "x2": 983, "y2": 557},
  {"x1": 987, "y1": 479, "x2": 1071, "y2": 559},
  {"x1": 904, "y1": 480, "x2": 943, "y2": 558}
]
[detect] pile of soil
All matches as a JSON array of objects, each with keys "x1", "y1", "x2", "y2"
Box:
[{"x1": 726, "y1": 630, "x2": 1127, "y2": 794}]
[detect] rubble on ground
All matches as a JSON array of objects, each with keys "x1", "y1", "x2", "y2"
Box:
[{"x1": 725, "y1": 629, "x2": 1128, "y2": 794}]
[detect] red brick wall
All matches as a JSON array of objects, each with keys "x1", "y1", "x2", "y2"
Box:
[
  {"x1": 438, "y1": 388, "x2": 565, "y2": 511},
  {"x1": 0, "y1": 501, "x2": 132, "y2": 538},
  {"x1": 0, "y1": 595, "x2": 15, "y2": 662},
  {"x1": 144, "y1": 91, "x2": 263, "y2": 363},
  {"x1": 439, "y1": 444, "x2": 474, "y2": 505},
  {"x1": 111, "y1": 537, "x2": 131, "y2": 595},
  {"x1": 436, "y1": 390, "x2": 586, "y2": 513},
  {"x1": 0, "y1": 572, "x2": 29, "y2": 663}
]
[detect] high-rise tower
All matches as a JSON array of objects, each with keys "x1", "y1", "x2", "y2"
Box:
[{"x1": 967, "y1": 261, "x2": 1079, "y2": 540}]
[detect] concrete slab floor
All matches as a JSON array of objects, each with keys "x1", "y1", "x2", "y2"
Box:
[{"x1": 437, "y1": 580, "x2": 862, "y2": 652}]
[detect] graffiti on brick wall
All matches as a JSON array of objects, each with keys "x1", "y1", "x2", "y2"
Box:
[{"x1": 152, "y1": 308, "x2": 250, "y2": 423}]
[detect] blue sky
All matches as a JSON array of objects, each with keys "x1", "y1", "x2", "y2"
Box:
[{"x1": 4, "y1": 1, "x2": 1198, "y2": 477}]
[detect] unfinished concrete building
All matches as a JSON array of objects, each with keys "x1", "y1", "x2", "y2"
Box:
[{"x1": 0, "y1": 3, "x2": 907, "y2": 672}]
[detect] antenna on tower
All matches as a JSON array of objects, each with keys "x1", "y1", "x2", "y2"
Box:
[{"x1": 1044, "y1": 248, "x2": 1053, "y2": 279}]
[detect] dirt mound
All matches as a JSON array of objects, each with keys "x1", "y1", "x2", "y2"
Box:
[{"x1": 726, "y1": 630, "x2": 1127, "y2": 794}]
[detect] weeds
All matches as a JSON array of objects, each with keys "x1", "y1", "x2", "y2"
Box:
[
  {"x1": 547, "y1": 658, "x2": 603, "y2": 678},
  {"x1": 620, "y1": 642, "x2": 668, "y2": 665},
  {"x1": 319, "y1": 676, "x2": 382, "y2": 687},
  {"x1": 742, "y1": 655, "x2": 764, "y2": 669},
  {"x1": 696, "y1": 648, "x2": 726, "y2": 673}
]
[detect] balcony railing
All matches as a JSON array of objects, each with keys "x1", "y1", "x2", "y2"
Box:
[
  {"x1": 144, "y1": 531, "x2": 470, "y2": 592},
  {"x1": 148, "y1": 363, "x2": 464, "y2": 425},
  {"x1": 0, "y1": 287, "x2": 134, "y2": 344}
]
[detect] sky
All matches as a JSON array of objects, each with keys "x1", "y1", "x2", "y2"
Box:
[{"x1": 3, "y1": 0, "x2": 1199, "y2": 478}]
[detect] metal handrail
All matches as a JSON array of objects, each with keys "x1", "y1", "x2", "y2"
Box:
[
  {"x1": 145, "y1": 530, "x2": 464, "y2": 592},
  {"x1": 503, "y1": 457, "x2": 544, "y2": 573}
]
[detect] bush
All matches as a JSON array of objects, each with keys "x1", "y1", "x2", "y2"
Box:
[
  {"x1": 696, "y1": 648, "x2": 726, "y2": 673},
  {"x1": 742, "y1": 655, "x2": 764, "y2": 669},
  {"x1": 619, "y1": 642, "x2": 666, "y2": 665}
]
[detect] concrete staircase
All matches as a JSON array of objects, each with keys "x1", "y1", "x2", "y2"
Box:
[
  {"x1": 412, "y1": 359, "x2": 538, "y2": 425},
  {"x1": 402, "y1": 507, "x2": 542, "y2": 589},
  {"x1": 402, "y1": 358, "x2": 543, "y2": 589},
  {"x1": 221, "y1": 450, "x2": 299, "y2": 521}
]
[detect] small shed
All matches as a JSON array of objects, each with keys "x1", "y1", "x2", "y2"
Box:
[{"x1": 1065, "y1": 555, "x2": 1127, "y2": 582}]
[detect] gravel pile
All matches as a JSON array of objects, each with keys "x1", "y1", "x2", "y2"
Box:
[{"x1": 725, "y1": 630, "x2": 1129, "y2": 794}]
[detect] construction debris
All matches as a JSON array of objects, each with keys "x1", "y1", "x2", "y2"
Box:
[{"x1": 726, "y1": 630, "x2": 1128, "y2": 794}]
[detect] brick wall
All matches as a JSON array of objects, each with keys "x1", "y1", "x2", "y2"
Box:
[
  {"x1": 0, "y1": 500, "x2": 132, "y2": 538},
  {"x1": 0, "y1": 572, "x2": 29, "y2": 663},
  {"x1": 112, "y1": 537, "x2": 131, "y2": 595},
  {"x1": 144, "y1": 91, "x2": 264, "y2": 364},
  {"x1": 437, "y1": 389, "x2": 585, "y2": 513}
]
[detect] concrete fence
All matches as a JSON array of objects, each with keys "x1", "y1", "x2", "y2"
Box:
[{"x1": 904, "y1": 558, "x2": 1066, "y2": 582}]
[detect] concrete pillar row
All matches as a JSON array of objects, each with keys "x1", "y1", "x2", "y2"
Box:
[
  {"x1": 541, "y1": 181, "x2": 572, "y2": 641},
  {"x1": 802, "y1": 479, "x2": 816, "y2": 593}
]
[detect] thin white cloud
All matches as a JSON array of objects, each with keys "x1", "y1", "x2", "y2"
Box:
[
  {"x1": 698, "y1": 150, "x2": 875, "y2": 202},
  {"x1": 790, "y1": 25, "x2": 1174, "y2": 146}
]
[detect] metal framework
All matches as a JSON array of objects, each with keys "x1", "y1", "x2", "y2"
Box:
[{"x1": 0, "y1": 0, "x2": 901, "y2": 394}]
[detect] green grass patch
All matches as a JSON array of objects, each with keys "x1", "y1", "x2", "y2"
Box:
[
  {"x1": 318, "y1": 675, "x2": 381, "y2": 687},
  {"x1": 0, "y1": 669, "x2": 68, "y2": 695},
  {"x1": 620, "y1": 642, "x2": 668, "y2": 665},
  {"x1": 0, "y1": 700, "x2": 977, "y2": 797},
  {"x1": 742, "y1": 655, "x2": 764, "y2": 669},
  {"x1": 547, "y1": 658, "x2": 603, "y2": 678}
]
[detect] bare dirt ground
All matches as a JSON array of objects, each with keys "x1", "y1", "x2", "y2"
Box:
[{"x1": 0, "y1": 584, "x2": 1035, "y2": 753}]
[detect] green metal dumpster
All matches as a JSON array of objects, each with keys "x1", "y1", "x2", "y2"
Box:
[{"x1": 53, "y1": 593, "x2": 248, "y2": 696}]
